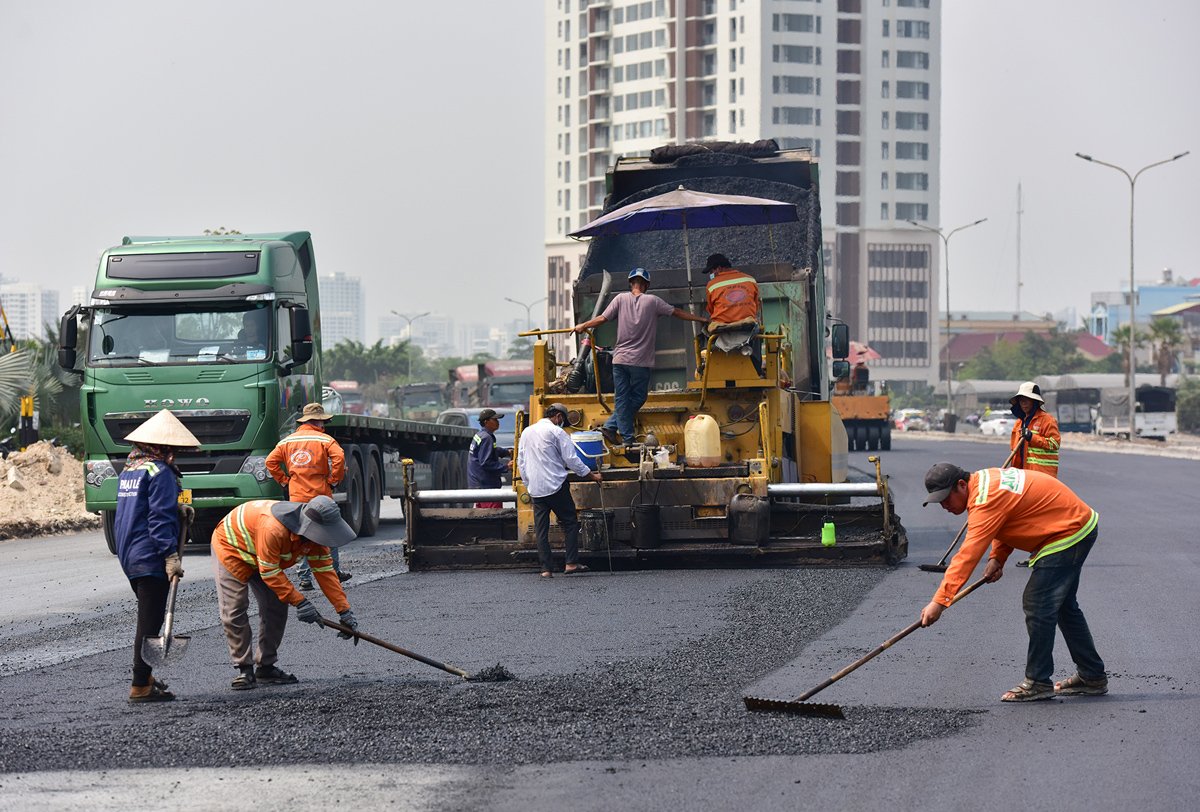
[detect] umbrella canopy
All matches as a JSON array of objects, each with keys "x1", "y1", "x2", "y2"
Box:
[{"x1": 568, "y1": 186, "x2": 799, "y2": 238}]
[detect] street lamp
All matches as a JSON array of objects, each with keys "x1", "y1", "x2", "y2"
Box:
[
  {"x1": 504, "y1": 297, "x2": 548, "y2": 331},
  {"x1": 390, "y1": 310, "x2": 430, "y2": 417},
  {"x1": 908, "y1": 218, "x2": 987, "y2": 419},
  {"x1": 1076, "y1": 150, "x2": 1189, "y2": 440}
]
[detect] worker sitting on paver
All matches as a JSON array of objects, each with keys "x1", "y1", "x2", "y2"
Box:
[
  {"x1": 1009, "y1": 381, "x2": 1060, "y2": 478},
  {"x1": 573, "y1": 268, "x2": 709, "y2": 445},
  {"x1": 920, "y1": 462, "x2": 1107, "y2": 702},
  {"x1": 266, "y1": 402, "x2": 351, "y2": 588},
  {"x1": 211, "y1": 495, "x2": 359, "y2": 690},
  {"x1": 468, "y1": 408, "x2": 510, "y2": 508},
  {"x1": 516, "y1": 402, "x2": 603, "y2": 578},
  {"x1": 703, "y1": 254, "x2": 763, "y2": 376},
  {"x1": 114, "y1": 409, "x2": 201, "y2": 704}
]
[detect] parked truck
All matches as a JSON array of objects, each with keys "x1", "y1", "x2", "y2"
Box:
[
  {"x1": 448, "y1": 360, "x2": 535, "y2": 409},
  {"x1": 58, "y1": 231, "x2": 473, "y2": 552},
  {"x1": 402, "y1": 142, "x2": 905, "y2": 570},
  {"x1": 830, "y1": 362, "x2": 892, "y2": 451}
]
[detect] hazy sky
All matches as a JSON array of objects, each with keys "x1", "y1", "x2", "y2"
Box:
[{"x1": 1, "y1": 1, "x2": 1197, "y2": 341}]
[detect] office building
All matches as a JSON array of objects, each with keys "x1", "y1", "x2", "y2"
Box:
[
  {"x1": 318, "y1": 272, "x2": 366, "y2": 348},
  {"x1": 544, "y1": 0, "x2": 941, "y2": 384},
  {"x1": 0, "y1": 281, "x2": 59, "y2": 342}
]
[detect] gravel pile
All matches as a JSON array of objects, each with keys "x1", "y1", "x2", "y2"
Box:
[
  {"x1": 0, "y1": 569, "x2": 979, "y2": 771},
  {"x1": 0, "y1": 442, "x2": 98, "y2": 540}
]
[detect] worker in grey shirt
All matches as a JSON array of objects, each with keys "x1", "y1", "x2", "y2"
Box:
[
  {"x1": 516, "y1": 403, "x2": 602, "y2": 578},
  {"x1": 574, "y1": 268, "x2": 708, "y2": 445}
]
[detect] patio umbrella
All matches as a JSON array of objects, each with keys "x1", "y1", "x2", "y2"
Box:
[{"x1": 568, "y1": 186, "x2": 799, "y2": 327}]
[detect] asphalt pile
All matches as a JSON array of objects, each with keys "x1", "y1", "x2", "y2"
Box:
[
  {"x1": 0, "y1": 442, "x2": 99, "y2": 540},
  {"x1": 0, "y1": 569, "x2": 979, "y2": 771}
]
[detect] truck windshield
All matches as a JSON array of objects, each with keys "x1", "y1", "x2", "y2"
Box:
[
  {"x1": 88, "y1": 304, "x2": 272, "y2": 367},
  {"x1": 489, "y1": 382, "x2": 533, "y2": 406}
]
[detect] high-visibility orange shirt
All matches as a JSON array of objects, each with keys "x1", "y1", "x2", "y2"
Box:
[
  {"x1": 1010, "y1": 407, "x2": 1060, "y2": 478},
  {"x1": 706, "y1": 269, "x2": 761, "y2": 324},
  {"x1": 933, "y1": 468, "x2": 1098, "y2": 606},
  {"x1": 265, "y1": 423, "x2": 346, "y2": 503},
  {"x1": 212, "y1": 499, "x2": 349, "y2": 613}
]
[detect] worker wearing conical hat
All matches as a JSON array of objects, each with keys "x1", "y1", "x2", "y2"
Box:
[
  {"x1": 1009, "y1": 382, "x2": 1060, "y2": 478},
  {"x1": 114, "y1": 409, "x2": 200, "y2": 704}
]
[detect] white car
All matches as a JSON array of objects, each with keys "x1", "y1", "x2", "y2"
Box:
[{"x1": 979, "y1": 412, "x2": 1018, "y2": 437}]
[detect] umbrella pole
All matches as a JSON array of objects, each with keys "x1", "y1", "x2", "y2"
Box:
[{"x1": 683, "y1": 214, "x2": 700, "y2": 340}]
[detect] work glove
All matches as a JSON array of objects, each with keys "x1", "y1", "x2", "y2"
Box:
[
  {"x1": 295, "y1": 598, "x2": 324, "y2": 627},
  {"x1": 337, "y1": 608, "x2": 360, "y2": 644},
  {"x1": 177, "y1": 503, "x2": 195, "y2": 525},
  {"x1": 1022, "y1": 428, "x2": 1034, "y2": 443},
  {"x1": 164, "y1": 552, "x2": 184, "y2": 580}
]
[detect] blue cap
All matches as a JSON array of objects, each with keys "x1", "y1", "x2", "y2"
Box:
[{"x1": 628, "y1": 268, "x2": 650, "y2": 283}]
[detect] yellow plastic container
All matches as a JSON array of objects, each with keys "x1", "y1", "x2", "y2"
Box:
[{"x1": 684, "y1": 414, "x2": 721, "y2": 468}]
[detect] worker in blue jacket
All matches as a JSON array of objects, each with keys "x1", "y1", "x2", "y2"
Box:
[
  {"x1": 467, "y1": 409, "x2": 511, "y2": 508},
  {"x1": 114, "y1": 409, "x2": 200, "y2": 704}
]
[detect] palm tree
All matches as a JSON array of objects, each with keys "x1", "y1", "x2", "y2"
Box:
[
  {"x1": 1148, "y1": 316, "x2": 1184, "y2": 386},
  {"x1": 1109, "y1": 324, "x2": 1148, "y2": 387}
]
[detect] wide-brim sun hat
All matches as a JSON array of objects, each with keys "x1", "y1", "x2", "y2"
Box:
[
  {"x1": 124, "y1": 409, "x2": 201, "y2": 448},
  {"x1": 271, "y1": 495, "x2": 356, "y2": 547},
  {"x1": 1009, "y1": 381, "x2": 1044, "y2": 405},
  {"x1": 297, "y1": 402, "x2": 336, "y2": 422}
]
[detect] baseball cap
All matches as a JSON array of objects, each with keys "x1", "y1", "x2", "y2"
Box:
[
  {"x1": 922, "y1": 462, "x2": 969, "y2": 506},
  {"x1": 478, "y1": 408, "x2": 504, "y2": 423},
  {"x1": 628, "y1": 268, "x2": 651, "y2": 283},
  {"x1": 544, "y1": 403, "x2": 569, "y2": 420}
]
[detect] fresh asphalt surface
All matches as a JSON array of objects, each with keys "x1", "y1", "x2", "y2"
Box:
[{"x1": 0, "y1": 438, "x2": 1196, "y2": 811}]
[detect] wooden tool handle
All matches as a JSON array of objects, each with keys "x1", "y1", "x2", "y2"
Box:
[{"x1": 322, "y1": 618, "x2": 471, "y2": 679}]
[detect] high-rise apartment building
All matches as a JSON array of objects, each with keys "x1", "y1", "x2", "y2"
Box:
[
  {"x1": 544, "y1": 0, "x2": 941, "y2": 384},
  {"x1": 0, "y1": 281, "x2": 60, "y2": 341},
  {"x1": 318, "y1": 272, "x2": 366, "y2": 349}
]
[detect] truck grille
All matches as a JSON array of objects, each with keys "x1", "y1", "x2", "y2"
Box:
[{"x1": 104, "y1": 410, "x2": 252, "y2": 447}]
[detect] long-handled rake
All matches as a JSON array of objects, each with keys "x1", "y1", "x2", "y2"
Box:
[{"x1": 744, "y1": 576, "x2": 989, "y2": 718}]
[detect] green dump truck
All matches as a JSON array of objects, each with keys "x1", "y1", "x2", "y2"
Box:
[{"x1": 58, "y1": 231, "x2": 472, "y2": 552}]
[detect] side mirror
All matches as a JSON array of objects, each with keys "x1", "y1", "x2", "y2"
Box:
[
  {"x1": 831, "y1": 360, "x2": 851, "y2": 379},
  {"x1": 830, "y1": 323, "x2": 849, "y2": 360},
  {"x1": 289, "y1": 307, "x2": 313, "y2": 367},
  {"x1": 58, "y1": 307, "x2": 80, "y2": 371}
]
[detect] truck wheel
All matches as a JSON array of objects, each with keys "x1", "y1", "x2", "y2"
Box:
[
  {"x1": 456, "y1": 449, "x2": 469, "y2": 489},
  {"x1": 189, "y1": 522, "x2": 217, "y2": 546},
  {"x1": 360, "y1": 455, "x2": 381, "y2": 537},
  {"x1": 340, "y1": 456, "x2": 364, "y2": 536},
  {"x1": 102, "y1": 510, "x2": 117, "y2": 555},
  {"x1": 881, "y1": 422, "x2": 892, "y2": 451},
  {"x1": 855, "y1": 424, "x2": 868, "y2": 452},
  {"x1": 867, "y1": 424, "x2": 880, "y2": 451}
]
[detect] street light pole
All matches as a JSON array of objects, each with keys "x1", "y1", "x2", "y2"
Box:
[
  {"x1": 390, "y1": 310, "x2": 430, "y2": 417},
  {"x1": 504, "y1": 297, "x2": 548, "y2": 332},
  {"x1": 1076, "y1": 151, "x2": 1189, "y2": 440},
  {"x1": 908, "y1": 218, "x2": 987, "y2": 419}
]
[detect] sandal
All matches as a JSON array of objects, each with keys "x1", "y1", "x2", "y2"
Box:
[
  {"x1": 564, "y1": 564, "x2": 590, "y2": 575},
  {"x1": 231, "y1": 667, "x2": 256, "y2": 691},
  {"x1": 255, "y1": 665, "x2": 299, "y2": 684},
  {"x1": 1055, "y1": 673, "x2": 1108, "y2": 696},
  {"x1": 540, "y1": 571, "x2": 553, "y2": 579},
  {"x1": 1001, "y1": 679, "x2": 1055, "y2": 702},
  {"x1": 129, "y1": 677, "x2": 175, "y2": 704}
]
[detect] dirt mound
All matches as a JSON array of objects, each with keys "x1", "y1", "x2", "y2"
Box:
[{"x1": 0, "y1": 442, "x2": 100, "y2": 541}]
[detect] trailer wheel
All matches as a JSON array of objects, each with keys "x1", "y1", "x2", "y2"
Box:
[
  {"x1": 189, "y1": 522, "x2": 217, "y2": 547},
  {"x1": 881, "y1": 422, "x2": 892, "y2": 451},
  {"x1": 340, "y1": 456, "x2": 364, "y2": 536},
  {"x1": 867, "y1": 423, "x2": 880, "y2": 451},
  {"x1": 456, "y1": 449, "x2": 469, "y2": 489},
  {"x1": 102, "y1": 510, "x2": 117, "y2": 555},
  {"x1": 855, "y1": 424, "x2": 868, "y2": 452},
  {"x1": 360, "y1": 455, "x2": 381, "y2": 538}
]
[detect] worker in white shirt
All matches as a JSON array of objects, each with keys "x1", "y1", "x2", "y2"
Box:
[{"x1": 516, "y1": 402, "x2": 603, "y2": 578}]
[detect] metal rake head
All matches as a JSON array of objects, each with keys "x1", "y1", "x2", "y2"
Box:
[{"x1": 743, "y1": 695, "x2": 846, "y2": 719}]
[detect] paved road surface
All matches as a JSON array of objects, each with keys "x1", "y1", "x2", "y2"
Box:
[{"x1": 0, "y1": 440, "x2": 1196, "y2": 811}]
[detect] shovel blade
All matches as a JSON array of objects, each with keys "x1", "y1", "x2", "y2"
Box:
[
  {"x1": 743, "y1": 695, "x2": 846, "y2": 719},
  {"x1": 141, "y1": 635, "x2": 191, "y2": 668}
]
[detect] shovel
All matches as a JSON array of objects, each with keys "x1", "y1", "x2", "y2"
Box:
[
  {"x1": 141, "y1": 514, "x2": 192, "y2": 668},
  {"x1": 321, "y1": 617, "x2": 473, "y2": 679},
  {"x1": 744, "y1": 576, "x2": 989, "y2": 718}
]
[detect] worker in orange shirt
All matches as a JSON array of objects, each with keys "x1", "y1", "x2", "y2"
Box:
[
  {"x1": 1009, "y1": 381, "x2": 1060, "y2": 477},
  {"x1": 704, "y1": 253, "x2": 763, "y2": 375},
  {"x1": 211, "y1": 495, "x2": 359, "y2": 690},
  {"x1": 266, "y1": 402, "x2": 351, "y2": 589},
  {"x1": 920, "y1": 462, "x2": 1107, "y2": 703}
]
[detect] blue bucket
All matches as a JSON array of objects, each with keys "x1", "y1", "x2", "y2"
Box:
[{"x1": 571, "y1": 430, "x2": 607, "y2": 472}]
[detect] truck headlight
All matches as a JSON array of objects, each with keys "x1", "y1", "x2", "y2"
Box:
[
  {"x1": 240, "y1": 456, "x2": 270, "y2": 482},
  {"x1": 85, "y1": 459, "x2": 117, "y2": 487}
]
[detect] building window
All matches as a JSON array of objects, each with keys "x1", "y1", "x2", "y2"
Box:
[
  {"x1": 730, "y1": 17, "x2": 737, "y2": 41},
  {"x1": 881, "y1": 80, "x2": 890, "y2": 98},
  {"x1": 882, "y1": 19, "x2": 889, "y2": 37},
  {"x1": 836, "y1": 110, "x2": 860, "y2": 134},
  {"x1": 895, "y1": 141, "x2": 928, "y2": 160},
  {"x1": 880, "y1": 202, "x2": 889, "y2": 220},
  {"x1": 739, "y1": 109, "x2": 744, "y2": 126},
  {"x1": 897, "y1": 0, "x2": 931, "y2": 7},
  {"x1": 881, "y1": 172, "x2": 889, "y2": 189},
  {"x1": 836, "y1": 171, "x2": 861, "y2": 196},
  {"x1": 836, "y1": 202, "x2": 860, "y2": 226},
  {"x1": 896, "y1": 20, "x2": 931, "y2": 39},
  {"x1": 773, "y1": 75, "x2": 816, "y2": 95},
  {"x1": 656, "y1": 59, "x2": 666, "y2": 76},
  {"x1": 896, "y1": 50, "x2": 930, "y2": 69},
  {"x1": 837, "y1": 80, "x2": 861, "y2": 104},
  {"x1": 655, "y1": 88, "x2": 666, "y2": 106},
  {"x1": 896, "y1": 80, "x2": 930, "y2": 99},
  {"x1": 772, "y1": 106, "x2": 816, "y2": 125},
  {"x1": 881, "y1": 50, "x2": 890, "y2": 68},
  {"x1": 730, "y1": 79, "x2": 737, "y2": 103},
  {"x1": 895, "y1": 202, "x2": 929, "y2": 221},
  {"x1": 836, "y1": 140, "x2": 861, "y2": 165},
  {"x1": 881, "y1": 141, "x2": 889, "y2": 159},
  {"x1": 895, "y1": 171, "x2": 929, "y2": 190},
  {"x1": 730, "y1": 49, "x2": 737, "y2": 71},
  {"x1": 565, "y1": 105, "x2": 571, "y2": 126},
  {"x1": 837, "y1": 50, "x2": 862, "y2": 73},
  {"x1": 881, "y1": 111, "x2": 889, "y2": 129},
  {"x1": 773, "y1": 14, "x2": 815, "y2": 33},
  {"x1": 730, "y1": 111, "x2": 737, "y2": 134},
  {"x1": 565, "y1": 161, "x2": 571, "y2": 182},
  {"x1": 895, "y1": 111, "x2": 929, "y2": 130}
]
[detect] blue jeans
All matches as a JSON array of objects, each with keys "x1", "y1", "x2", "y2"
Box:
[
  {"x1": 604, "y1": 364, "x2": 651, "y2": 440},
  {"x1": 295, "y1": 546, "x2": 340, "y2": 581},
  {"x1": 1022, "y1": 527, "x2": 1105, "y2": 684}
]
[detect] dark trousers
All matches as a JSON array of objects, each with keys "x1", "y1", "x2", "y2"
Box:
[
  {"x1": 130, "y1": 575, "x2": 170, "y2": 687},
  {"x1": 532, "y1": 482, "x2": 581, "y2": 573},
  {"x1": 1022, "y1": 526, "x2": 1106, "y2": 684}
]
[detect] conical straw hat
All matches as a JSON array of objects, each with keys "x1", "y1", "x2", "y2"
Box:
[{"x1": 124, "y1": 409, "x2": 202, "y2": 448}]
